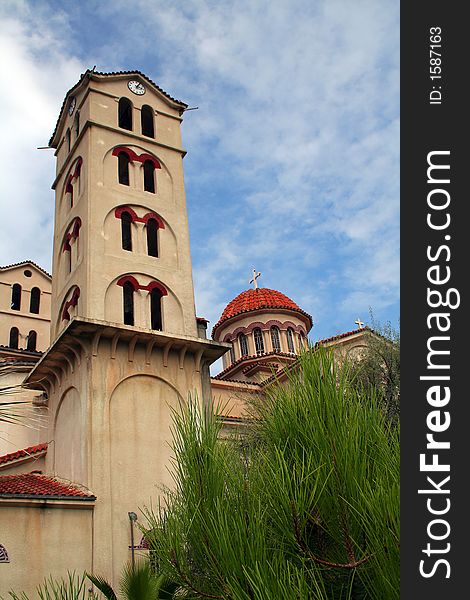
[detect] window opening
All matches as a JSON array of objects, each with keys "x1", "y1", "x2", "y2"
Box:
[
  {"x1": 270, "y1": 326, "x2": 281, "y2": 352},
  {"x1": 146, "y1": 218, "x2": 158, "y2": 257},
  {"x1": 30, "y1": 287, "x2": 40, "y2": 314},
  {"x1": 66, "y1": 128, "x2": 71, "y2": 153},
  {"x1": 254, "y1": 328, "x2": 265, "y2": 355},
  {"x1": 74, "y1": 111, "x2": 80, "y2": 138},
  {"x1": 123, "y1": 282, "x2": 134, "y2": 326},
  {"x1": 118, "y1": 97, "x2": 133, "y2": 130},
  {"x1": 150, "y1": 288, "x2": 163, "y2": 331},
  {"x1": 0, "y1": 544, "x2": 9, "y2": 563},
  {"x1": 229, "y1": 342, "x2": 235, "y2": 364},
  {"x1": 239, "y1": 333, "x2": 248, "y2": 357},
  {"x1": 118, "y1": 152, "x2": 130, "y2": 186},
  {"x1": 141, "y1": 105, "x2": 155, "y2": 138},
  {"x1": 27, "y1": 330, "x2": 37, "y2": 352},
  {"x1": 11, "y1": 284, "x2": 21, "y2": 311},
  {"x1": 143, "y1": 161, "x2": 155, "y2": 193},
  {"x1": 287, "y1": 327, "x2": 295, "y2": 353},
  {"x1": 9, "y1": 327, "x2": 19, "y2": 349},
  {"x1": 121, "y1": 212, "x2": 133, "y2": 251}
]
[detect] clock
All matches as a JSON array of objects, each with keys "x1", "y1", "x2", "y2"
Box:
[
  {"x1": 68, "y1": 96, "x2": 76, "y2": 115},
  {"x1": 127, "y1": 80, "x2": 145, "y2": 95}
]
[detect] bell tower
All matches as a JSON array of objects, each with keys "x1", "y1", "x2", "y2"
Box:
[{"x1": 26, "y1": 70, "x2": 228, "y2": 583}]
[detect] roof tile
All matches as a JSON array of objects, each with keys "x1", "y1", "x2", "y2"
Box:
[
  {"x1": 0, "y1": 443, "x2": 47, "y2": 465},
  {"x1": 0, "y1": 473, "x2": 95, "y2": 499}
]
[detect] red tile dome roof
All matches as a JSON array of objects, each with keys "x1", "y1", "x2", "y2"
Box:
[{"x1": 212, "y1": 288, "x2": 312, "y2": 337}]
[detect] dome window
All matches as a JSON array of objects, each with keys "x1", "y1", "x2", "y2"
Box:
[
  {"x1": 253, "y1": 328, "x2": 265, "y2": 356},
  {"x1": 270, "y1": 326, "x2": 281, "y2": 352},
  {"x1": 238, "y1": 333, "x2": 248, "y2": 357}
]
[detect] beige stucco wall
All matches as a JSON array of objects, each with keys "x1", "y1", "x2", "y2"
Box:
[
  {"x1": 0, "y1": 502, "x2": 93, "y2": 597},
  {"x1": 0, "y1": 265, "x2": 51, "y2": 352}
]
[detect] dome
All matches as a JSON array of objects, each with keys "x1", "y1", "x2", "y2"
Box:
[{"x1": 212, "y1": 287, "x2": 312, "y2": 337}]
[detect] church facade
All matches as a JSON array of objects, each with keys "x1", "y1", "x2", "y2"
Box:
[{"x1": 0, "y1": 70, "x2": 369, "y2": 594}]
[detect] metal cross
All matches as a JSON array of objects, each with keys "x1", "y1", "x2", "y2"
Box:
[
  {"x1": 355, "y1": 318, "x2": 365, "y2": 329},
  {"x1": 250, "y1": 269, "x2": 261, "y2": 289}
]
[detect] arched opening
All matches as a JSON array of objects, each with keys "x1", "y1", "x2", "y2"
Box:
[
  {"x1": 146, "y1": 218, "x2": 158, "y2": 257},
  {"x1": 287, "y1": 327, "x2": 295, "y2": 353},
  {"x1": 74, "y1": 111, "x2": 80, "y2": 139},
  {"x1": 143, "y1": 160, "x2": 155, "y2": 193},
  {"x1": 11, "y1": 284, "x2": 21, "y2": 310},
  {"x1": 253, "y1": 328, "x2": 265, "y2": 356},
  {"x1": 118, "y1": 97, "x2": 133, "y2": 130},
  {"x1": 150, "y1": 288, "x2": 163, "y2": 331},
  {"x1": 229, "y1": 342, "x2": 235, "y2": 364},
  {"x1": 27, "y1": 330, "x2": 37, "y2": 352},
  {"x1": 123, "y1": 282, "x2": 134, "y2": 326},
  {"x1": 141, "y1": 105, "x2": 155, "y2": 138},
  {"x1": 30, "y1": 287, "x2": 40, "y2": 314},
  {"x1": 66, "y1": 128, "x2": 71, "y2": 152},
  {"x1": 270, "y1": 326, "x2": 281, "y2": 352},
  {"x1": 9, "y1": 327, "x2": 19, "y2": 349},
  {"x1": 118, "y1": 152, "x2": 130, "y2": 186},
  {"x1": 299, "y1": 331, "x2": 307, "y2": 349},
  {"x1": 238, "y1": 333, "x2": 248, "y2": 357},
  {"x1": 121, "y1": 211, "x2": 133, "y2": 251},
  {"x1": 0, "y1": 544, "x2": 9, "y2": 563}
]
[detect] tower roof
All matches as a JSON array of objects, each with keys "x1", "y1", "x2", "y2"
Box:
[
  {"x1": 49, "y1": 69, "x2": 188, "y2": 147},
  {"x1": 212, "y1": 288, "x2": 312, "y2": 337}
]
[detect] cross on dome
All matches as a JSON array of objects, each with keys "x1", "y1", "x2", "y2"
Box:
[
  {"x1": 250, "y1": 269, "x2": 261, "y2": 289},
  {"x1": 355, "y1": 318, "x2": 365, "y2": 329}
]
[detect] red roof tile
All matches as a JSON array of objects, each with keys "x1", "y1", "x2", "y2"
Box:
[
  {"x1": 0, "y1": 473, "x2": 95, "y2": 499},
  {"x1": 0, "y1": 443, "x2": 47, "y2": 465},
  {"x1": 212, "y1": 288, "x2": 312, "y2": 337}
]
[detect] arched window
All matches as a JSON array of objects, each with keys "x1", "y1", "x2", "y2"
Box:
[
  {"x1": 123, "y1": 282, "x2": 134, "y2": 326},
  {"x1": 238, "y1": 333, "x2": 248, "y2": 357},
  {"x1": 66, "y1": 128, "x2": 71, "y2": 152},
  {"x1": 229, "y1": 342, "x2": 235, "y2": 364},
  {"x1": 299, "y1": 331, "x2": 307, "y2": 349},
  {"x1": 30, "y1": 287, "x2": 40, "y2": 314},
  {"x1": 74, "y1": 111, "x2": 80, "y2": 139},
  {"x1": 9, "y1": 327, "x2": 19, "y2": 349},
  {"x1": 270, "y1": 326, "x2": 281, "y2": 352},
  {"x1": 150, "y1": 288, "x2": 163, "y2": 331},
  {"x1": 11, "y1": 284, "x2": 21, "y2": 310},
  {"x1": 146, "y1": 218, "x2": 158, "y2": 257},
  {"x1": 287, "y1": 327, "x2": 295, "y2": 353},
  {"x1": 143, "y1": 160, "x2": 155, "y2": 193},
  {"x1": 118, "y1": 152, "x2": 130, "y2": 186},
  {"x1": 121, "y1": 211, "x2": 133, "y2": 251},
  {"x1": 27, "y1": 330, "x2": 37, "y2": 352},
  {"x1": 118, "y1": 97, "x2": 133, "y2": 130},
  {"x1": 253, "y1": 328, "x2": 265, "y2": 355},
  {"x1": 141, "y1": 105, "x2": 155, "y2": 138},
  {"x1": 0, "y1": 544, "x2": 9, "y2": 563}
]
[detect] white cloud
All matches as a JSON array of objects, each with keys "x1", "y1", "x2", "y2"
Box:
[{"x1": 0, "y1": 3, "x2": 86, "y2": 270}]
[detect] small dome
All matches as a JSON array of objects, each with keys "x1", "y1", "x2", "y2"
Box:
[{"x1": 212, "y1": 287, "x2": 312, "y2": 337}]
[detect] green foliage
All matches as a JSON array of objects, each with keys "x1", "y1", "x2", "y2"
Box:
[
  {"x1": 143, "y1": 349, "x2": 400, "y2": 599},
  {"x1": 351, "y1": 315, "x2": 400, "y2": 424},
  {"x1": 2, "y1": 572, "x2": 92, "y2": 600},
  {"x1": 87, "y1": 560, "x2": 178, "y2": 600}
]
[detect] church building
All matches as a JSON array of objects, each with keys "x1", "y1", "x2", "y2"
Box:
[{"x1": 0, "y1": 70, "x2": 369, "y2": 594}]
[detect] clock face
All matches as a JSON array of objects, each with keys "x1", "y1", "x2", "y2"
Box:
[
  {"x1": 68, "y1": 97, "x2": 76, "y2": 115},
  {"x1": 128, "y1": 80, "x2": 145, "y2": 95}
]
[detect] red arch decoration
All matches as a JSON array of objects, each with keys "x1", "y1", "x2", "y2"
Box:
[
  {"x1": 112, "y1": 146, "x2": 139, "y2": 162},
  {"x1": 114, "y1": 207, "x2": 165, "y2": 229},
  {"x1": 61, "y1": 286, "x2": 80, "y2": 321},
  {"x1": 62, "y1": 217, "x2": 82, "y2": 252},
  {"x1": 111, "y1": 147, "x2": 161, "y2": 168},
  {"x1": 116, "y1": 276, "x2": 168, "y2": 295}
]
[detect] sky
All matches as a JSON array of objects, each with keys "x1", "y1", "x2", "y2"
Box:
[{"x1": 0, "y1": 0, "x2": 399, "y2": 371}]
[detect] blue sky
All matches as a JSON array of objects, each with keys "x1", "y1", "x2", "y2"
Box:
[{"x1": 0, "y1": 0, "x2": 399, "y2": 362}]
